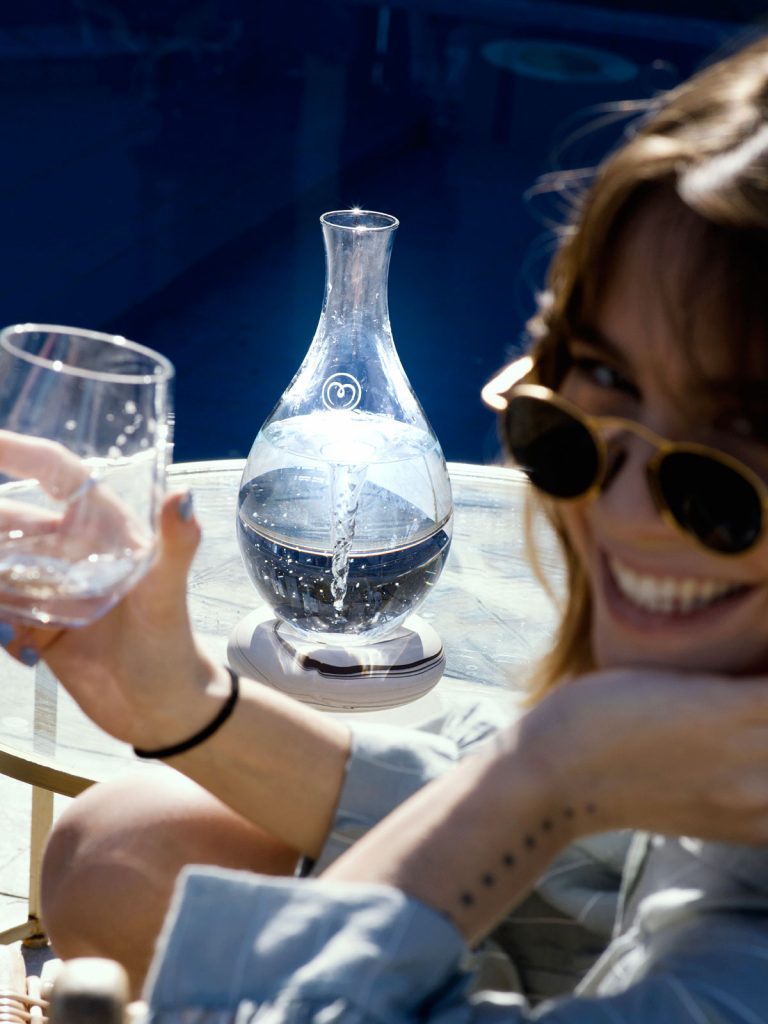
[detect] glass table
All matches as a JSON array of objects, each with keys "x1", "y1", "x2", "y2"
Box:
[{"x1": 0, "y1": 459, "x2": 563, "y2": 943}]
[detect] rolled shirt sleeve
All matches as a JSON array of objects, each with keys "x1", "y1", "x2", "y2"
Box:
[
  {"x1": 146, "y1": 870, "x2": 472, "y2": 1020},
  {"x1": 312, "y1": 716, "x2": 475, "y2": 872}
]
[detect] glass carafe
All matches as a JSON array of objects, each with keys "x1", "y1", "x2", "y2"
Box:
[{"x1": 236, "y1": 209, "x2": 453, "y2": 646}]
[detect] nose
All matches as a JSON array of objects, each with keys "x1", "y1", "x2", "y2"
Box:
[
  {"x1": 597, "y1": 433, "x2": 668, "y2": 534},
  {"x1": 600, "y1": 446, "x2": 627, "y2": 492}
]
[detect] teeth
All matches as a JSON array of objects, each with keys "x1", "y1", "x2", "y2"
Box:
[{"x1": 608, "y1": 557, "x2": 741, "y2": 614}]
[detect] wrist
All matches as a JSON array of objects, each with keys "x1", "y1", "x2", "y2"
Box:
[
  {"x1": 512, "y1": 687, "x2": 620, "y2": 839},
  {"x1": 134, "y1": 666, "x2": 239, "y2": 760},
  {"x1": 490, "y1": 718, "x2": 582, "y2": 848},
  {"x1": 129, "y1": 656, "x2": 233, "y2": 754}
]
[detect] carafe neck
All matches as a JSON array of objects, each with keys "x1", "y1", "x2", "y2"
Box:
[{"x1": 320, "y1": 210, "x2": 397, "y2": 336}]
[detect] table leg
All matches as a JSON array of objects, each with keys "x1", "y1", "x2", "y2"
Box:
[
  {"x1": 24, "y1": 786, "x2": 54, "y2": 947},
  {"x1": 0, "y1": 667, "x2": 60, "y2": 946},
  {"x1": 21, "y1": 667, "x2": 59, "y2": 948},
  {"x1": 0, "y1": 664, "x2": 93, "y2": 947},
  {"x1": 0, "y1": 785, "x2": 53, "y2": 947}
]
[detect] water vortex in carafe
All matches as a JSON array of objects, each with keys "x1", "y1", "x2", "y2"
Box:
[{"x1": 237, "y1": 410, "x2": 452, "y2": 644}]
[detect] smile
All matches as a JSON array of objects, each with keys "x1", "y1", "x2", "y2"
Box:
[{"x1": 607, "y1": 556, "x2": 747, "y2": 615}]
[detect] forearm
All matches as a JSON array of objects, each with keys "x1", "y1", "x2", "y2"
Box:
[
  {"x1": 136, "y1": 657, "x2": 352, "y2": 859},
  {"x1": 322, "y1": 716, "x2": 587, "y2": 944},
  {"x1": 321, "y1": 662, "x2": 768, "y2": 942}
]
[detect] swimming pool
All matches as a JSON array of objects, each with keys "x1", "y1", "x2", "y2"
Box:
[{"x1": 0, "y1": 2, "x2": 763, "y2": 464}]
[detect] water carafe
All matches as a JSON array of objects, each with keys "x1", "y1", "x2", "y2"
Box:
[{"x1": 229, "y1": 210, "x2": 453, "y2": 709}]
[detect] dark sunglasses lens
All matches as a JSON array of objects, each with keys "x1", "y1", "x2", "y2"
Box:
[
  {"x1": 657, "y1": 452, "x2": 763, "y2": 554},
  {"x1": 504, "y1": 396, "x2": 600, "y2": 498}
]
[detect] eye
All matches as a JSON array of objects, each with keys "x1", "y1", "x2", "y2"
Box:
[
  {"x1": 570, "y1": 355, "x2": 639, "y2": 397},
  {"x1": 715, "y1": 409, "x2": 768, "y2": 445},
  {"x1": 723, "y1": 414, "x2": 758, "y2": 439}
]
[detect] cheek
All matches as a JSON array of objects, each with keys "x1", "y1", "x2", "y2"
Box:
[{"x1": 752, "y1": 536, "x2": 768, "y2": 579}]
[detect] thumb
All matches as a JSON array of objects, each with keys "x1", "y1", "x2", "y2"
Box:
[
  {"x1": 155, "y1": 490, "x2": 201, "y2": 580},
  {"x1": 127, "y1": 490, "x2": 200, "y2": 630}
]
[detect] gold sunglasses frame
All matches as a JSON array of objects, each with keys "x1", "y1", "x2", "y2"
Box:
[{"x1": 501, "y1": 383, "x2": 768, "y2": 555}]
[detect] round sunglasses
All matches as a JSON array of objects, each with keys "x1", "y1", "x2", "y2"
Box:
[{"x1": 502, "y1": 383, "x2": 768, "y2": 555}]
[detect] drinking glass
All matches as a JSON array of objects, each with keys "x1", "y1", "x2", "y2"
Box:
[{"x1": 0, "y1": 324, "x2": 174, "y2": 626}]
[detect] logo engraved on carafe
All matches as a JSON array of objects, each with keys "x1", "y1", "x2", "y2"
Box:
[{"x1": 322, "y1": 373, "x2": 362, "y2": 410}]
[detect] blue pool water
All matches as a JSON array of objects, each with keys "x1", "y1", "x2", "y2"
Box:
[{"x1": 0, "y1": 2, "x2": 763, "y2": 465}]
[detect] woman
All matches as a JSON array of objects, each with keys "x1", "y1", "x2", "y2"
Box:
[{"x1": 9, "y1": 33, "x2": 768, "y2": 1020}]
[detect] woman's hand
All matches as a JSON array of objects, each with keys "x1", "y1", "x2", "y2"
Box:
[
  {"x1": 0, "y1": 429, "x2": 148, "y2": 549},
  {"x1": 0, "y1": 430, "x2": 156, "y2": 628},
  {"x1": 0, "y1": 429, "x2": 225, "y2": 748},
  {"x1": 0, "y1": 490, "x2": 223, "y2": 751},
  {"x1": 516, "y1": 666, "x2": 768, "y2": 846}
]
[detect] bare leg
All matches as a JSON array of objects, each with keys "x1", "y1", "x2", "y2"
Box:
[{"x1": 41, "y1": 769, "x2": 300, "y2": 998}]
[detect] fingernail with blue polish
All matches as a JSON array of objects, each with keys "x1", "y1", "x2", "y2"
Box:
[
  {"x1": 20, "y1": 647, "x2": 39, "y2": 667},
  {"x1": 178, "y1": 491, "x2": 194, "y2": 521},
  {"x1": 0, "y1": 622, "x2": 15, "y2": 646}
]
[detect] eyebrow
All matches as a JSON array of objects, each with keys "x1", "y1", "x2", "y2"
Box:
[
  {"x1": 568, "y1": 325, "x2": 632, "y2": 369},
  {"x1": 572, "y1": 324, "x2": 768, "y2": 405}
]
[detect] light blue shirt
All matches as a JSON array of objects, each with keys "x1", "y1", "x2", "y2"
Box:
[{"x1": 143, "y1": 701, "x2": 768, "y2": 1022}]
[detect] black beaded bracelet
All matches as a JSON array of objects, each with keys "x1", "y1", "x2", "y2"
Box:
[{"x1": 133, "y1": 667, "x2": 240, "y2": 760}]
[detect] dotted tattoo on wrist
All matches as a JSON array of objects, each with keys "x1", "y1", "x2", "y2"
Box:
[{"x1": 453, "y1": 801, "x2": 599, "y2": 914}]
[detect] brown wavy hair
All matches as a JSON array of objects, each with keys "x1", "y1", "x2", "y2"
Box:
[{"x1": 512, "y1": 36, "x2": 768, "y2": 701}]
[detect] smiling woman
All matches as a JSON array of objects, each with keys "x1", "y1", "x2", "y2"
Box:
[
  {"x1": 19, "y1": 28, "x2": 768, "y2": 1024},
  {"x1": 489, "y1": 64, "x2": 768, "y2": 696},
  {"x1": 552, "y1": 192, "x2": 768, "y2": 674}
]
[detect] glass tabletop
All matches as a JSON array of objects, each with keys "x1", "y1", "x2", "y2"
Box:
[{"x1": 0, "y1": 460, "x2": 563, "y2": 794}]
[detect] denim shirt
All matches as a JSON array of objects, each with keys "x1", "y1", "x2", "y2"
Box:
[
  {"x1": 308, "y1": 700, "x2": 627, "y2": 1001},
  {"x1": 143, "y1": 701, "x2": 768, "y2": 1022}
]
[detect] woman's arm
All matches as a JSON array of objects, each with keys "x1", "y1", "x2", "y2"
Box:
[
  {"x1": 6, "y1": 493, "x2": 351, "y2": 859},
  {"x1": 320, "y1": 665, "x2": 768, "y2": 942},
  {"x1": 143, "y1": 671, "x2": 768, "y2": 1020},
  {"x1": 10, "y1": 495, "x2": 495, "y2": 863}
]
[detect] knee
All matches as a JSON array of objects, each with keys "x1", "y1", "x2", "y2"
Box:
[
  {"x1": 42, "y1": 769, "x2": 166, "y2": 887},
  {"x1": 41, "y1": 768, "x2": 301, "y2": 951},
  {"x1": 41, "y1": 772, "x2": 169, "y2": 947}
]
